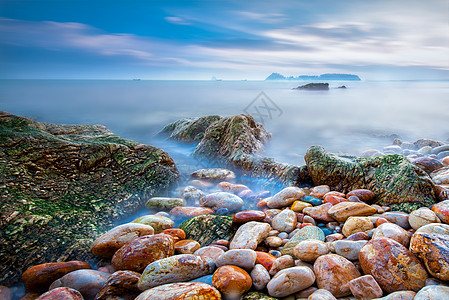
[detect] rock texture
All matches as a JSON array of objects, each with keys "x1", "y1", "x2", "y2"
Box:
[
  {"x1": 0, "y1": 112, "x2": 179, "y2": 285},
  {"x1": 179, "y1": 215, "x2": 237, "y2": 247},
  {"x1": 158, "y1": 115, "x2": 222, "y2": 142}
]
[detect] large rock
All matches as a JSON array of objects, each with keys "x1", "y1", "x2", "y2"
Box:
[
  {"x1": 305, "y1": 145, "x2": 438, "y2": 212},
  {"x1": 179, "y1": 215, "x2": 237, "y2": 247},
  {"x1": 0, "y1": 112, "x2": 179, "y2": 285},
  {"x1": 158, "y1": 115, "x2": 222, "y2": 142}
]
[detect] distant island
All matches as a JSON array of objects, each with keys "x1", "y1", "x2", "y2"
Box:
[{"x1": 266, "y1": 73, "x2": 361, "y2": 81}]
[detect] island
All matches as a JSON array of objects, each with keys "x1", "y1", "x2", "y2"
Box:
[{"x1": 266, "y1": 73, "x2": 361, "y2": 81}]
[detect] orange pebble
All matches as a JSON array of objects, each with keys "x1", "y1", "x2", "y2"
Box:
[
  {"x1": 257, "y1": 199, "x2": 268, "y2": 208},
  {"x1": 323, "y1": 195, "x2": 346, "y2": 205},
  {"x1": 300, "y1": 223, "x2": 314, "y2": 228},
  {"x1": 161, "y1": 228, "x2": 186, "y2": 243},
  {"x1": 255, "y1": 251, "x2": 277, "y2": 271},
  {"x1": 375, "y1": 218, "x2": 390, "y2": 227}
]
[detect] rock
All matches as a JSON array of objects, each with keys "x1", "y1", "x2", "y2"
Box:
[
  {"x1": 413, "y1": 157, "x2": 444, "y2": 174},
  {"x1": 200, "y1": 192, "x2": 244, "y2": 213},
  {"x1": 90, "y1": 223, "x2": 155, "y2": 258},
  {"x1": 95, "y1": 270, "x2": 141, "y2": 300},
  {"x1": 295, "y1": 287, "x2": 318, "y2": 298},
  {"x1": 145, "y1": 197, "x2": 185, "y2": 210},
  {"x1": 372, "y1": 222, "x2": 411, "y2": 247},
  {"x1": 49, "y1": 269, "x2": 110, "y2": 300},
  {"x1": 250, "y1": 264, "x2": 271, "y2": 290},
  {"x1": 310, "y1": 185, "x2": 331, "y2": 198},
  {"x1": 443, "y1": 156, "x2": 449, "y2": 166},
  {"x1": 179, "y1": 186, "x2": 205, "y2": 203},
  {"x1": 132, "y1": 215, "x2": 174, "y2": 233},
  {"x1": 409, "y1": 208, "x2": 441, "y2": 230},
  {"x1": 255, "y1": 251, "x2": 277, "y2": 271},
  {"x1": 304, "y1": 145, "x2": 438, "y2": 212},
  {"x1": 293, "y1": 240, "x2": 329, "y2": 262},
  {"x1": 138, "y1": 254, "x2": 215, "y2": 290},
  {"x1": 431, "y1": 200, "x2": 449, "y2": 224},
  {"x1": 375, "y1": 291, "x2": 416, "y2": 300},
  {"x1": 410, "y1": 232, "x2": 449, "y2": 281},
  {"x1": 313, "y1": 254, "x2": 361, "y2": 297},
  {"x1": 346, "y1": 189, "x2": 375, "y2": 202},
  {"x1": 21, "y1": 261, "x2": 91, "y2": 293},
  {"x1": 180, "y1": 215, "x2": 236, "y2": 247},
  {"x1": 174, "y1": 239, "x2": 201, "y2": 254},
  {"x1": 359, "y1": 237, "x2": 428, "y2": 293},
  {"x1": 281, "y1": 226, "x2": 325, "y2": 257},
  {"x1": 307, "y1": 289, "x2": 337, "y2": 300},
  {"x1": 414, "y1": 285, "x2": 449, "y2": 300},
  {"x1": 269, "y1": 255, "x2": 295, "y2": 276},
  {"x1": 293, "y1": 83, "x2": 329, "y2": 90},
  {"x1": 328, "y1": 202, "x2": 377, "y2": 222},
  {"x1": 212, "y1": 265, "x2": 252, "y2": 299},
  {"x1": 414, "y1": 138, "x2": 444, "y2": 149},
  {"x1": 135, "y1": 282, "x2": 221, "y2": 300},
  {"x1": 158, "y1": 115, "x2": 222, "y2": 142},
  {"x1": 266, "y1": 266, "x2": 315, "y2": 298},
  {"x1": 303, "y1": 203, "x2": 334, "y2": 222},
  {"x1": 160, "y1": 228, "x2": 186, "y2": 243},
  {"x1": 323, "y1": 194, "x2": 346, "y2": 205},
  {"x1": 241, "y1": 291, "x2": 278, "y2": 300},
  {"x1": 267, "y1": 187, "x2": 305, "y2": 208},
  {"x1": 301, "y1": 196, "x2": 323, "y2": 206},
  {"x1": 381, "y1": 211, "x2": 411, "y2": 229},
  {"x1": 431, "y1": 167, "x2": 449, "y2": 185},
  {"x1": 342, "y1": 216, "x2": 374, "y2": 237},
  {"x1": 0, "y1": 112, "x2": 178, "y2": 286},
  {"x1": 271, "y1": 209, "x2": 297, "y2": 233},
  {"x1": 169, "y1": 206, "x2": 215, "y2": 218},
  {"x1": 416, "y1": 223, "x2": 449, "y2": 235},
  {"x1": 37, "y1": 287, "x2": 83, "y2": 300},
  {"x1": 233, "y1": 210, "x2": 266, "y2": 223},
  {"x1": 264, "y1": 236, "x2": 283, "y2": 248},
  {"x1": 194, "y1": 246, "x2": 225, "y2": 261},
  {"x1": 230, "y1": 221, "x2": 271, "y2": 250},
  {"x1": 111, "y1": 233, "x2": 174, "y2": 272},
  {"x1": 0, "y1": 286, "x2": 12, "y2": 300},
  {"x1": 348, "y1": 275, "x2": 382, "y2": 300},
  {"x1": 216, "y1": 249, "x2": 257, "y2": 271},
  {"x1": 291, "y1": 201, "x2": 312, "y2": 212},
  {"x1": 191, "y1": 168, "x2": 236, "y2": 181},
  {"x1": 333, "y1": 240, "x2": 368, "y2": 261}
]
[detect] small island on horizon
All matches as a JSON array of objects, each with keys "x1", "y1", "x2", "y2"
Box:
[{"x1": 266, "y1": 72, "x2": 361, "y2": 81}]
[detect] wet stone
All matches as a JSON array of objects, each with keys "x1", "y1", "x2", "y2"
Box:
[
  {"x1": 372, "y1": 222, "x2": 411, "y2": 247},
  {"x1": 212, "y1": 265, "x2": 252, "y2": 299},
  {"x1": 37, "y1": 287, "x2": 83, "y2": 300},
  {"x1": 269, "y1": 255, "x2": 295, "y2": 276},
  {"x1": 333, "y1": 240, "x2": 368, "y2": 261},
  {"x1": 233, "y1": 210, "x2": 266, "y2": 224},
  {"x1": 216, "y1": 249, "x2": 257, "y2": 271},
  {"x1": 230, "y1": 221, "x2": 271, "y2": 250},
  {"x1": 191, "y1": 168, "x2": 236, "y2": 181},
  {"x1": 328, "y1": 202, "x2": 377, "y2": 222},
  {"x1": 271, "y1": 209, "x2": 297, "y2": 233},
  {"x1": 250, "y1": 264, "x2": 271, "y2": 291},
  {"x1": 301, "y1": 196, "x2": 322, "y2": 206},
  {"x1": 132, "y1": 214, "x2": 174, "y2": 233},
  {"x1": 409, "y1": 207, "x2": 441, "y2": 230},
  {"x1": 310, "y1": 185, "x2": 330, "y2": 198},
  {"x1": 414, "y1": 285, "x2": 449, "y2": 300},
  {"x1": 346, "y1": 189, "x2": 375, "y2": 202},
  {"x1": 255, "y1": 251, "x2": 276, "y2": 271},
  {"x1": 264, "y1": 236, "x2": 283, "y2": 248},
  {"x1": 174, "y1": 239, "x2": 201, "y2": 254},
  {"x1": 266, "y1": 266, "x2": 316, "y2": 298},
  {"x1": 303, "y1": 203, "x2": 334, "y2": 222},
  {"x1": 431, "y1": 200, "x2": 449, "y2": 224},
  {"x1": 169, "y1": 206, "x2": 215, "y2": 218},
  {"x1": 179, "y1": 185, "x2": 205, "y2": 203},
  {"x1": 95, "y1": 270, "x2": 141, "y2": 300},
  {"x1": 135, "y1": 282, "x2": 221, "y2": 300},
  {"x1": 348, "y1": 275, "x2": 383, "y2": 300},
  {"x1": 293, "y1": 240, "x2": 329, "y2": 262},
  {"x1": 307, "y1": 289, "x2": 337, "y2": 300},
  {"x1": 381, "y1": 211, "x2": 411, "y2": 229},
  {"x1": 194, "y1": 246, "x2": 225, "y2": 261},
  {"x1": 161, "y1": 228, "x2": 186, "y2": 243},
  {"x1": 200, "y1": 192, "x2": 244, "y2": 213},
  {"x1": 266, "y1": 187, "x2": 306, "y2": 208},
  {"x1": 145, "y1": 197, "x2": 185, "y2": 210},
  {"x1": 180, "y1": 215, "x2": 236, "y2": 247},
  {"x1": 281, "y1": 225, "x2": 325, "y2": 257}
]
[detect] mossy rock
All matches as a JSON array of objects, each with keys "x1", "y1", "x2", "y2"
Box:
[
  {"x1": 241, "y1": 291, "x2": 279, "y2": 300},
  {"x1": 158, "y1": 115, "x2": 222, "y2": 142},
  {"x1": 179, "y1": 215, "x2": 237, "y2": 247},
  {"x1": 0, "y1": 112, "x2": 179, "y2": 285}
]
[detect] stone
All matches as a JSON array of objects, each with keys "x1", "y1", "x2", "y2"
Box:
[
  {"x1": 410, "y1": 232, "x2": 449, "y2": 281},
  {"x1": 271, "y1": 209, "x2": 297, "y2": 233},
  {"x1": 303, "y1": 203, "x2": 334, "y2": 222},
  {"x1": 281, "y1": 226, "x2": 325, "y2": 257},
  {"x1": 409, "y1": 208, "x2": 441, "y2": 230},
  {"x1": 328, "y1": 202, "x2": 377, "y2": 222},
  {"x1": 90, "y1": 223, "x2": 155, "y2": 258},
  {"x1": 160, "y1": 228, "x2": 186, "y2": 243},
  {"x1": 414, "y1": 285, "x2": 449, "y2": 300},
  {"x1": 138, "y1": 254, "x2": 215, "y2": 290},
  {"x1": 179, "y1": 186, "x2": 205, "y2": 203},
  {"x1": 346, "y1": 189, "x2": 376, "y2": 202},
  {"x1": 180, "y1": 215, "x2": 236, "y2": 247},
  {"x1": 158, "y1": 115, "x2": 222, "y2": 142},
  {"x1": 381, "y1": 211, "x2": 411, "y2": 229},
  {"x1": 359, "y1": 237, "x2": 428, "y2": 293},
  {"x1": 372, "y1": 222, "x2": 411, "y2": 247},
  {"x1": 295, "y1": 286, "x2": 318, "y2": 298},
  {"x1": 266, "y1": 187, "x2": 305, "y2": 208},
  {"x1": 194, "y1": 246, "x2": 225, "y2": 261},
  {"x1": 333, "y1": 240, "x2": 368, "y2": 261},
  {"x1": 376, "y1": 291, "x2": 416, "y2": 300},
  {"x1": 255, "y1": 251, "x2": 277, "y2": 271},
  {"x1": 348, "y1": 275, "x2": 383, "y2": 300},
  {"x1": 212, "y1": 265, "x2": 252, "y2": 299},
  {"x1": 216, "y1": 249, "x2": 257, "y2": 271},
  {"x1": 264, "y1": 236, "x2": 283, "y2": 248},
  {"x1": 135, "y1": 282, "x2": 221, "y2": 300},
  {"x1": 233, "y1": 210, "x2": 266, "y2": 223},
  {"x1": 301, "y1": 196, "x2": 322, "y2": 206},
  {"x1": 342, "y1": 216, "x2": 374, "y2": 237},
  {"x1": 21, "y1": 261, "x2": 91, "y2": 293},
  {"x1": 266, "y1": 266, "x2": 315, "y2": 298},
  {"x1": 174, "y1": 239, "x2": 201, "y2": 254},
  {"x1": 304, "y1": 145, "x2": 438, "y2": 212},
  {"x1": 415, "y1": 138, "x2": 444, "y2": 149},
  {"x1": 169, "y1": 206, "x2": 215, "y2": 218},
  {"x1": 313, "y1": 254, "x2": 361, "y2": 297},
  {"x1": 431, "y1": 200, "x2": 449, "y2": 224},
  {"x1": 241, "y1": 291, "x2": 278, "y2": 300},
  {"x1": 413, "y1": 157, "x2": 444, "y2": 174},
  {"x1": 145, "y1": 197, "x2": 185, "y2": 210},
  {"x1": 443, "y1": 156, "x2": 449, "y2": 166},
  {"x1": 269, "y1": 255, "x2": 295, "y2": 276},
  {"x1": 323, "y1": 194, "x2": 346, "y2": 205},
  {"x1": 200, "y1": 192, "x2": 244, "y2": 213},
  {"x1": 310, "y1": 185, "x2": 331, "y2": 198},
  {"x1": 37, "y1": 287, "x2": 83, "y2": 300},
  {"x1": 0, "y1": 286, "x2": 11, "y2": 300},
  {"x1": 416, "y1": 223, "x2": 449, "y2": 235},
  {"x1": 111, "y1": 233, "x2": 174, "y2": 272},
  {"x1": 293, "y1": 240, "x2": 329, "y2": 262},
  {"x1": 291, "y1": 201, "x2": 312, "y2": 212},
  {"x1": 49, "y1": 269, "x2": 110, "y2": 300},
  {"x1": 230, "y1": 221, "x2": 271, "y2": 250},
  {"x1": 431, "y1": 167, "x2": 449, "y2": 185},
  {"x1": 95, "y1": 270, "x2": 141, "y2": 300},
  {"x1": 346, "y1": 232, "x2": 370, "y2": 241},
  {"x1": 326, "y1": 233, "x2": 345, "y2": 242},
  {"x1": 307, "y1": 289, "x2": 337, "y2": 300},
  {"x1": 250, "y1": 264, "x2": 271, "y2": 290},
  {"x1": 132, "y1": 215, "x2": 174, "y2": 233},
  {"x1": 191, "y1": 168, "x2": 236, "y2": 181}
]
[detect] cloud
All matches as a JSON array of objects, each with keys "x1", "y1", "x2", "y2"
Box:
[{"x1": 165, "y1": 16, "x2": 191, "y2": 26}]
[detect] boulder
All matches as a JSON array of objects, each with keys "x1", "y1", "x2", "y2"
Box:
[
  {"x1": 179, "y1": 215, "x2": 237, "y2": 247},
  {"x1": 158, "y1": 115, "x2": 222, "y2": 142}
]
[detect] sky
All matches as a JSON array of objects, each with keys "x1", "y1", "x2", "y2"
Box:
[{"x1": 0, "y1": 0, "x2": 448, "y2": 80}]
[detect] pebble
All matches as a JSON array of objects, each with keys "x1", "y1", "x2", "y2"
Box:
[
  {"x1": 293, "y1": 240, "x2": 329, "y2": 262},
  {"x1": 145, "y1": 197, "x2": 185, "y2": 210},
  {"x1": 269, "y1": 255, "x2": 295, "y2": 276},
  {"x1": 278, "y1": 232, "x2": 288, "y2": 239},
  {"x1": 266, "y1": 187, "x2": 306, "y2": 208},
  {"x1": 200, "y1": 192, "x2": 244, "y2": 212},
  {"x1": 281, "y1": 225, "x2": 325, "y2": 257},
  {"x1": 132, "y1": 215, "x2": 174, "y2": 233},
  {"x1": 174, "y1": 239, "x2": 200, "y2": 254},
  {"x1": 313, "y1": 254, "x2": 361, "y2": 298},
  {"x1": 416, "y1": 222, "x2": 449, "y2": 235},
  {"x1": 266, "y1": 266, "x2": 316, "y2": 298},
  {"x1": 346, "y1": 231, "x2": 370, "y2": 241},
  {"x1": 301, "y1": 196, "x2": 323, "y2": 206},
  {"x1": 169, "y1": 206, "x2": 215, "y2": 218},
  {"x1": 271, "y1": 209, "x2": 297, "y2": 233},
  {"x1": 189, "y1": 179, "x2": 213, "y2": 189},
  {"x1": 37, "y1": 287, "x2": 83, "y2": 300},
  {"x1": 303, "y1": 203, "x2": 334, "y2": 222},
  {"x1": 408, "y1": 207, "x2": 441, "y2": 230},
  {"x1": 179, "y1": 186, "x2": 205, "y2": 203},
  {"x1": 0, "y1": 286, "x2": 11, "y2": 300},
  {"x1": 294, "y1": 286, "x2": 318, "y2": 298},
  {"x1": 250, "y1": 264, "x2": 271, "y2": 290},
  {"x1": 112, "y1": 233, "x2": 174, "y2": 272},
  {"x1": 325, "y1": 233, "x2": 344, "y2": 242},
  {"x1": 191, "y1": 168, "x2": 236, "y2": 181},
  {"x1": 372, "y1": 222, "x2": 411, "y2": 247},
  {"x1": 348, "y1": 275, "x2": 383, "y2": 300},
  {"x1": 230, "y1": 221, "x2": 271, "y2": 250},
  {"x1": 194, "y1": 246, "x2": 225, "y2": 261},
  {"x1": 307, "y1": 288, "x2": 337, "y2": 300},
  {"x1": 264, "y1": 236, "x2": 283, "y2": 248},
  {"x1": 414, "y1": 285, "x2": 449, "y2": 300},
  {"x1": 135, "y1": 282, "x2": 221, "y2": 300},
  {"x1": 333, "y1": 240, "x2": 368, "y2": 261},
  {"x1": 413, "y1": 157, "x2": 444, "y2": 174},
  {"x1": 212, "y1": 265, "x2": 252, "y2": 299},
  {"x1": 310, "y1": 185, "x2": 330, "y2": 198},
  {"x1": 431, "y1": 167, "x2": 449, "y2": 185},
  {"x1": 268, "y1": 250, "x2": 281, "y2": 258},
  {"x1": 161, "y1": 228, "x2": 186, "y2": 243},
  {"x1": 342, "y1": 216, "x2": 374, "y2": 237},
  {"x1": 216, "y1": 249, "x2": 257, "y2": 271},
  {"x1": 255, "y1": 251, "x2": 276, "y2": 271},
  {"x1": 233, "y1": 210, "x2": 266, "y2": 223},
  {"x1": 95, "y1": 270, "x2": 141, "y2": 300},
  {"x1": 346, "y1": 189, "x2": 375, "y2": 202},
  {"x1": 323, "y1": 194, "x2": 346, "y2": 205},
  {"x1": 328, "y1": 202, "x2": 377, "y2": 222},
  {"x1": 302, "y1": 215, "x2": 316, "y2": 225},
  {"x1": 375, "y1": 291, "x2": 416, "y2": 300},
  {"x1": 432, "y1": 144, "x2": 449, "y2": 154},
  {"x1": 291, "y1": 200, "x2": 312, "y2": 212},
  {"x1": 359, "y1": 237, "x2": 428, "y2": 293},
  {"x1": 443, "y1": 156, "x2": 449, "y2": 166},
  {"x1": 431, "y1": 200, "x2": 449, "y2": 224},
  {"x1": 138, "y1": 254, "x2": 214, "y2": 290}
]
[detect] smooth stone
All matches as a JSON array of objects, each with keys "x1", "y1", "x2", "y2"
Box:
[
  {"x1": 413, "y1": 157, "x2": 444, "y2": 174},
  {"x1": 380, "y1": 211, "x2": 411, "y2": 229},
  {"x1": 295, "y1": 286, "x2": 318, "y2": 298},
  {"x1": 307, "y1": 289, "x2": 337, "y2": 300},
  {"x1": 191, "y1": 168, "x2": 236, "y2": 181},
  {"x1": 342, "y1": 216, "x2": 374, "y2": 237},
  {"x1": 414, "y1": 285, "x2": 449, "y2": 300},
  {"x1": 49, "y1": 270, "x2": 110, "y2": 300},
  {"x1": 230, "y1": 221, "x2": 271, "y2": 250},
  {"x1": 328, "y1": 202, "x2": 377, "y2": 222},
  {"x1": 266, "y1": 187, "x2": 306, "y2": 208},
  {"x1": 334, "y1": 240, "x2": 368, "y2": 261},
  {"x1": 431, "y1": 200, "x2": 449, "y2": 224},
  {"x1": 169, "y1": 206, "x2": 215, "y2": 218},
  {"x1": 161, "y1": 228, "x2": 186, "y2": 243},
  {"x1": 132, "y1": 215, "x2": 174, "y2": 233},
  {"x1": 250, "y1": 264, "x2": 270, "y2": 290},
  {"x1": 310, "y1": 185, "x2": 330, "y2": 198},
  {"x1": 313, "y1": 254, "x2": 361, "y2": 297},
  {"x1": 291, "y1": 200, "x2": 312, "y2": 212},
  {"x1": 22, "y1": 261, "x2": 92, "y2": 293},
  {"x1": 189, "y1": 274, "x2": 214, "y2": 285},
  {"x1": 374, "y1": 291, "x2": 416, "y2": 300},
  {"x1": 138, "y1": 254, "x2": 215, "y2": 290},
  {"x1": 111, "y1": 233, "x2": 174, "y2": 272},
  {"x1": 281, "y1": 226, "x2": 325, "y2": 257},
  {"x1": 216, "y1": 249, "x2": 257, "y2": 271},
  {"x1": 135, "y1": 282, "x2": 221, "y2": 300},
  {"x1": 269, "y1": 255, "x2": 295, "y2": 276},
  {"x1": 271, "y1": 209, "x2": 297, "y2": 233},
  {"x1": 267, "y1": 266, "x2": 315, "y2": 298},
  {"x1": 346, "y1": 232, "x2": 370, "y2": 241},
  {"x1": 200, "y1": 192, "x2": 244, "y2": 212},
  {"x1": 323, "y1": 194, "x2": 346, "y2": 205},
  {"x1": 194, "y1": 246, "x2": 225, "y2": 261},
  {"x1": 179, "y1": 185, "x2": 205, "y2": 203},
  {"x1": 303, "y1": 203, "x2": 334, "y2": 222},
  {"x1": 255, "y1": 251, "x2": 277, "y2": 271},
  {"x1": 95, "y1": 270, "x2": 141, "y2": 300},
  {"x1": 264, "y1": 236, "x2": 283, "y2": 248},
  {"x1": 233, "y1": 210, "x2": 266, "y2": 223},
  {"x1": 302, "y1": 196, "x2": 322, "y2": 206},
  {"x1": 145, "y1": 197, "x2": 185, "y2": 210},
  {"x1": 415, "y1": 222, "x2": 449, "y2": 235},
  {"x1": 432, "y1": 144, "x2": 449, "y2": 154},
  {"x1": 293, "y1": 240, "x2": 329, "y2": 262},
  {"x1": 325, "y1": 233, "x2": 345, "y2": 242},
  {"x1": 410, "y1": 232, "x2": 449, "y2": 281},
  {"x1": 189, "y1": 179, "x2": 213, "y2": 189},
  {"x1": 348, "y1": 275, "x2": 383, "y2": 300},
  {"x1": 0, "y1": 286, "x2": 11, "y2": 300},
  {"x1": 443, "y1": 156, "x2": 449, "y2": 166},
  {"x1": 241, "y1": 291, "x2": 278, "y2": 300},
  {"x1": 409, "y1": 208, "x2": 441, "y2": 230},
  {"x1": 174, "y1": 239, "x2": 201, "y2": 254},
  {"x1": 359, "y1": 237, "x2": 428, "y2": 293},
  {"x1": 372, "y1": 222, "x2": 411, "y2": 247},
  {"x1": 215, "y1": 208, "x2": 230, "y2": 215},
  {"x1": 212, "y1": 265, "x2": 252, "y2": 299},
  {"x1": 36, "y1": 287, "x2": 83, "y2": 300},
  {"x1": 346, "y1": 189, "x2": 375, "y2": 202}
]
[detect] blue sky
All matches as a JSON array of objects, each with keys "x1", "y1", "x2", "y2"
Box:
[{"x1": 0, "y1": 0, "x2": 448, "y2": 80}]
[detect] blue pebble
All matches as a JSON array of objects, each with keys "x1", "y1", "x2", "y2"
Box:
[
  {"x1": 320, "y1": 228, "x2": 333, "y2": 236},
  {"x1": 189, "y1": 275, "x2": 213, "y2": 285},
  {"x1": 302, "y1": 196, "x2": 322, "y2": 206},
  {"x1": 215, "y1": 208, "x2": 230, "y2": 215}
]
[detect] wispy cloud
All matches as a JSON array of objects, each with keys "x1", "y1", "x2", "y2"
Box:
[{"x1": 165, "y1": 16, "x2": 191, "y2": 26}]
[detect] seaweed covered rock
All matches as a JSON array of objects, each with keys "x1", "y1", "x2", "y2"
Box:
[
  {"x1": 179, "y1": 215, "x2": 237, "y2": 247},
  {"x1": 305, "y1": 145, "x2": 438, "y2": 212},
  {"x1": 0, "y1": 112, "x2": 179, "y2": 285},
  {"x1": 158, "y1": 115, "x2": 222, "y2": 142}
]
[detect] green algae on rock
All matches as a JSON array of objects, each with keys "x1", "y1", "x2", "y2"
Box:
[
  {"x1": 0, "y1": 111, "x2": 179, "y2": 285},
  {"x1": 179, "y1": 215, "x2": 237, "y2": 247},
  {"x1": 158, "y1": 115, "x2": 222, "y2": 142},
  {"x1": 241, "y1": 291, "x2": 279, "y2": 300}
]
